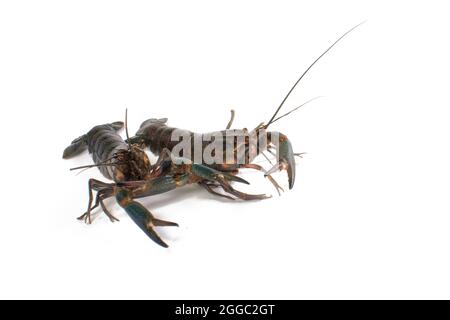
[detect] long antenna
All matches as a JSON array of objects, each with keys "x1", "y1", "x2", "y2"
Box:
[
  {"x1": 268, "y1": 96, "x2": 323, "y2": 126},
  {"x1": 265, "y1": 21, "x2": 365, "y2": 129},
  {"x1": 125, "y1": 108, "x2": 131, "y2": 150},
  {"x1": 69, "y1": 155, "x2": 117, "y2": 171},
  {"x1": 70, "y1": 163, "x2": 118, "y2": 171}
]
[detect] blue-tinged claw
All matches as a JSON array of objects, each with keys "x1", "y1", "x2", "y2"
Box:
[
  {"x1": 266, "y1": 133, "x2": 296, "y2": 189},
  {"x1": 116, "y1": 189, "x2": 177, "y2": 248},
  {"x1": 191, "y1": 163, "x2": 250, "y2": 185}
]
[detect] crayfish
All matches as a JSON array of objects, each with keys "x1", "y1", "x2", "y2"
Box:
[{"x1": 63, "y1": 23, "x2": 363, "y2": 247}]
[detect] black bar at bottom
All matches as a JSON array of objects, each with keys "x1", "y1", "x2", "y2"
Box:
[{"x1": 0, "y1": 300, "x2": 445, "y2": 319}]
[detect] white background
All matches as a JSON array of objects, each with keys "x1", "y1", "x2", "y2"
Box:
[{"x1": 1, "y1": 1, "x2": 450, "y2": 299}]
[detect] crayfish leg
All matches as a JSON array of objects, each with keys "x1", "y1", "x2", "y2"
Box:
[{"x1": 78, "y1": 179, "x2": 115, "y2": 224}]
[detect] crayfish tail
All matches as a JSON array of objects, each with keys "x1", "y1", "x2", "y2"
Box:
[{"x1": 63, "y1": 135, "x2": 87, "y2": 159}]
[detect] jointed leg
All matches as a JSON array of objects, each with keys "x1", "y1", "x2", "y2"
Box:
[
  {"x1": 98, "y1": 190, "x2": 119, "y2": 222},
  {"x1": 199, "y1": 181, "x2": 235, "y2": 200},
  {"x1": 239, "y1": 163, "x2": 284, "y2": 196},
  {"x1": 219, "y1": 180, "x2": 270, "y2": 200},
  {"x1": 78, "y1": 178, "x2": 115, "y2": 224},
  {"x1": 77, "y1": 192, "x2": 101, "y2": 223}
]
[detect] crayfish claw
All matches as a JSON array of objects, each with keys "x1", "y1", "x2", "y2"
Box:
[
  {"x1": 116, "y1": 189, "x2": 177, "y2": 248},
  {"x1": 152, "y1": 218, "x2": 179, "y2": 227},
  {"x1": 144, "y1": 217, "x2": 179, "y2": 248},
  {"x1": 266, "y1": 133, "x2": 296, "y2": 189},
  {"x1": 143, "y1": 224, "x2": 170, "y2": 248},
  {"x1": 191, "y1": 163, "x2": 250, "y2": 185},
  {"x1": 220, "y1": 172, "x2": 250, "y2": 185}
]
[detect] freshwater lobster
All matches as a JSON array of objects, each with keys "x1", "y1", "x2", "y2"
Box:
[
  {"x1": 63, "y1": 116, "x2": 263, "y2": 247},
  {"x1": 63, "y1": 22, "x2": 363, "y2": 247}
]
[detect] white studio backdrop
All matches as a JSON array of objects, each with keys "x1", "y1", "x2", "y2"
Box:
[{"x1": 1, "y1": 1, "x2": 450, "y2": 299}]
